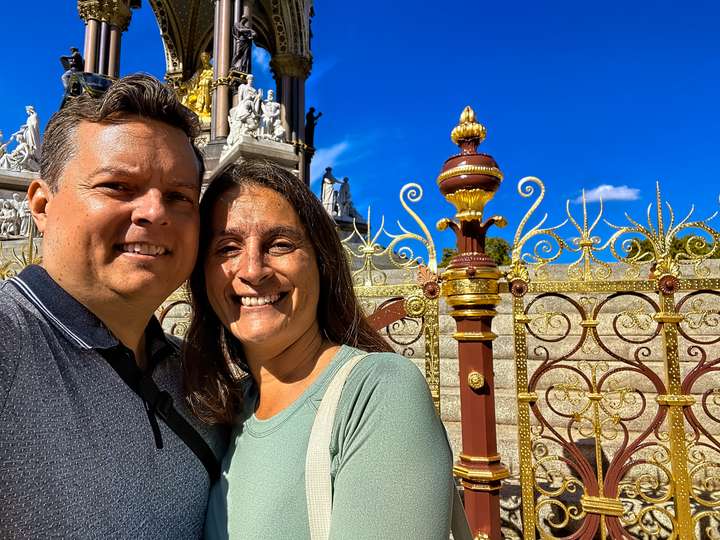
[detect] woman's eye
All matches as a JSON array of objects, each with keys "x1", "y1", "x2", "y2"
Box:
[
  {"x1": 268, "y1": 241, "x2": 294, "y2": 254},
  {"x1": 216, "y1": 244, "x2": 240, "y2": 256}
]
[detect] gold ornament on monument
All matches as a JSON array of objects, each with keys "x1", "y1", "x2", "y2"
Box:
[{"x1": 176, "y1": 52, "x2": 213, "y2": 126}]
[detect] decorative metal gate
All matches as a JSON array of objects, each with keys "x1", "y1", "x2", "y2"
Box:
[{"x1": 505, "y1": 177, "x2": 720, "y2": 539}]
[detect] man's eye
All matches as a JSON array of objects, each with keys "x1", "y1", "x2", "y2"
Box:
[
  {"x1": 99, "y1": 182, "x2": 128, "y2": 192},
  {"x1": 168, "y1": 191, "x2": 193, "y2": 203}
]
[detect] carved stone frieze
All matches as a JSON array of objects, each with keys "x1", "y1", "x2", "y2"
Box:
[{"x1": 77, "y1": 0, "x2": 133, "y2": 30}]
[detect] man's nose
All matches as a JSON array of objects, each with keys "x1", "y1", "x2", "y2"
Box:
[
  {"x1": 132, "y1": 189, "x2": 169, "y2": 226},
  {"x1": 235, "y1": 242, "x2": 272, "y2": 284}
]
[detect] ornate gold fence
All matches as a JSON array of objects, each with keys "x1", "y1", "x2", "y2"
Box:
[
  {"x1": 341, "y1": 183, "x2": 441, "y2": 412},
  {"x1": 504, "y1": 178, "x2": 720, "y2": 539}
]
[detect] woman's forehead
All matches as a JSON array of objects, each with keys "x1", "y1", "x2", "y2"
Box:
[{"x1": 212, "y1": 184, "x2": 306, "y2": 234}]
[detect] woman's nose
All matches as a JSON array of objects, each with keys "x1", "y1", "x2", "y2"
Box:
[{"x1": 234, "y1": 243, "x2": 272, "y2": 284}]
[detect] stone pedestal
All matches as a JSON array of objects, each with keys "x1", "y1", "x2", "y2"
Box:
[
  {"x1": 206, "y1": 136, "x2": 299, "y2": 184},
  {"x1": 0, "y1": 170, "x2": 36, "y2": 192}
]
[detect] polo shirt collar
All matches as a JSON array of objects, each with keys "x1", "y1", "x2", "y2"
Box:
[{"x1": 11, "y1": 265, "x2": 168, "y2": 352}]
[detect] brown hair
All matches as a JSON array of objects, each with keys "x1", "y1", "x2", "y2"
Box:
[
  {"x1": 184, "y1": 160, "x2": 392, "y2": 424},
  {"x1": 41, "y1": 73, "x2": 204, "y2": 191}
]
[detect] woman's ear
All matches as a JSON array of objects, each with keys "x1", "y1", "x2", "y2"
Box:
[{"x1": 27, "y1": 179, "x2": 52, "y2": 234}]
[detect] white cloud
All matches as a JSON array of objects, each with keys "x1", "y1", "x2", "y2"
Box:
[
  {"x1": 573, "y1": 184, "x2": 640, "y2": 203},
  {"x1": 252, "y1": 47, "x2": 271, "y2": 72},
  {"x1": 310, "y1": 141, "x2": 350, "y2": 185}
]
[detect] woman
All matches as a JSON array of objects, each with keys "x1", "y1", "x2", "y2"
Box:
[{"x1": 184, "y1": 161, "x2": 453, "y2": 539}]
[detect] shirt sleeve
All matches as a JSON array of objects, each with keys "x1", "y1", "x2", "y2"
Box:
[
  {"x1": 0, "y1": 309, "x2": 23, "y2": 414},
  {"x1": 328, "y1": 353, "x2": 453, "y2": 539}
]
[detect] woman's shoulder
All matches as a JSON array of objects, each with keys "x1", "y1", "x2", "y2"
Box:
[
  {"x1": 343, "y1": 346, "x2": 426, "y2": 383},
  {"x1": 336, "y1": 346, "x2": 432, "y2": 408}
]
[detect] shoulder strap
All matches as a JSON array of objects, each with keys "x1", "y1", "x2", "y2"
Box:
[
  {"x1": 305, "y1": 353, "x2": 367, "y2": 540},
  {"x1": 102, "y1": 349, "x2": 221, "y2": 483},
  {"x1": 305, "y1": 353, "x2": 474, "y2": 540}
]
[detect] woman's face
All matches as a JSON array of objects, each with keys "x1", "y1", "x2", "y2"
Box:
[{"x1": 204, "y1": 184, "x2": 321, "y2": 355}]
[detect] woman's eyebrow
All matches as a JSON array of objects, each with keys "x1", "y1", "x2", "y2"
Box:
[{"x1": 217, "y1": 224, "x2": 304, "y2": 239}]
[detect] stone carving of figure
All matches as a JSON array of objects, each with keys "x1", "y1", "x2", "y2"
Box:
[
  {"x1": 14, "y1": 194, "x2": 31, "y2": 236},
  {"x1": 0, "y1": 200, "x2": 20, "y2": 237},
  {"x1": 60, "y1": 47, "x2": 84, "y2": 91},
  {"x1": 179, "y1": 52, "x2": 213, "y2": 121},
  {"x1": 227, "y1": 75, "x2": 263, "y2": 147},
  {"x1": 231, "y1": 17, "x2": 256, "y2": 73},
  {"x1": 0, "y1": 131, "x2": 6, "y2": 159},
  {"x1": 321, "y1": 167, "x2": 337, "y2": 215},
  {"x1": 260, "y1": 90, "x2": 283, "y2": 141},
  {"x1": 18, "y1": 106, "x2": 41, "y2": 161},
  {"x1": 0, "y1": 133, "x2": 35, "y2": 172},
  {"x1": 337, "y1": 177, "x2": 352, "y2": 217},
  {"x1": 305, "y1": 107, "x2": 322, "y2": 148}
]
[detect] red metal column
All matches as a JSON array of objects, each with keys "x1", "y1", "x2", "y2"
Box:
[{"x1": 437, "y1": 107, "x2": 510, "y2": 539}]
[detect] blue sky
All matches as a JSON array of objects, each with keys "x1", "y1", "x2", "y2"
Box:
[{"x1": 1, "y1": 1, "x2": 719, "y2": 261}]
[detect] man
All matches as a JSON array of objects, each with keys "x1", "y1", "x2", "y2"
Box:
[{"x1": 0, "y1": 74, "x2": 225, "y2": 538}]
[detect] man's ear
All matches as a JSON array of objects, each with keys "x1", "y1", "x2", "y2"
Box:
[{"x1": 27, "y1": 179, "x2": 53, "y2": 234}]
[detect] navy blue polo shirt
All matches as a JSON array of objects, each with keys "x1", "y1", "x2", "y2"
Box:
[{"x1": 0, "y1": 265, "x2": 227, "y2": 539}]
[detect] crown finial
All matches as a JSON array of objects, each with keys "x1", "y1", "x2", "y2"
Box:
[{"x1": 450, "y1": 106, "x2": 486, "y2": 152}]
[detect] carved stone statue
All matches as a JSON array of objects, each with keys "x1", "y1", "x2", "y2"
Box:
[
  {"x1": 0, "y1": 200, "x2": 20, "y2": 237},
  {"x1": 320, "y1": 169, "x2": 362, "y2": 220},
  {"x1": 260, "y1": 90, "x2": 282, "y2": 140},
  {"x1": 337, "y1": 178, "x2": 351, "y2": 217},
  {"x1": 231, "y1": 17, "x2": 256, "y2": 73},
  {"x1": 15, "y1": 194, "x2": 31, "y2": 236},
  {"x1": 0, "y1": 133, "x2": 37, "y2": 172},
  {"x1": 179, "y1": 52, "x2": 213, "y2": 122},
  {"x1": 21, "y1": 106, "x2": 41, "y2": 160},
  {"x1": 321, "y1": 167, "x2": 337, "y2": 215},
  {"x1": 60, "y1": 47, "x2": 84, "y2": 91},
  {"x1": 227, "y1": 75, "x2": 263, "y2": 146},
  {"x1": 305, "y1": 107, "x2": 322, "y2": 148}
]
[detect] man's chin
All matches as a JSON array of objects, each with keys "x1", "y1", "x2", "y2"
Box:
[{"x1": 108, "y1": 274, "x2": 185, "y2": 303}]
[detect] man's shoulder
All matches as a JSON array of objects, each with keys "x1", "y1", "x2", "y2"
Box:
[{"x1": 0, "y1": 279, "x2": 33, "y2": 333}]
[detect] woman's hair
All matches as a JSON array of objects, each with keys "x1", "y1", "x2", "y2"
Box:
[{"x1": 184, "y1": 160, "x2": 391, "y2": 424}]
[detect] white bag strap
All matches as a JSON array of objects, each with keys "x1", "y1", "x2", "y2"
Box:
[
  {"x1": 305, "y1": 353, "x2": 474, "y2": 540},
  {"x1": 306, "y1": 353, "x2": 367, "y2": 540}
]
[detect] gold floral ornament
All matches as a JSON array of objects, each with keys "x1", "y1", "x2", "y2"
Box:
[{"x1": 437, "y1": 106, "x2": 503, "y2": 224}]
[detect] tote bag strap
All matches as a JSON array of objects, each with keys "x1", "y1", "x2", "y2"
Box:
[
  {"x1": 305, "y1": 354, "x2": 367, "y2": 540},
  {"x1": 305, "y1": 353, "x2": 474, "y2": 540}
]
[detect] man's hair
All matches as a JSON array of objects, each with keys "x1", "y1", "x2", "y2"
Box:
[
  {"x1": 41, "y1": 73, "x2": 204, "y2": 191},
  {"x1": 183, "y1": 160, "x2": 392, "y2": 424}
]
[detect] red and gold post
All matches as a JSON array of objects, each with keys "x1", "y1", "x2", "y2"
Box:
[{"x1": 437, "y1": 107, "x2": 510, "y2": 540}]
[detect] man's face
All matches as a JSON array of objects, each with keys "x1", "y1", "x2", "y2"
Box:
[{"x1": 36, "y1": 119, "x2": 201, "y2": 309}]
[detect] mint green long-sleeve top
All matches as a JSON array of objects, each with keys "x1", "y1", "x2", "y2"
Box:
[{"x1": 204, "y1": 345, "x2": 454, "y2": 539}]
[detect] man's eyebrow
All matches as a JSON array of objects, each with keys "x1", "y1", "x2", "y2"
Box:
[
  {"x1": 86, "y1": 167, "x2": 199, "y2": 190},
  {"x1": 86, "y1": 166, "x2": 136, "y2": 179}
]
